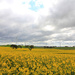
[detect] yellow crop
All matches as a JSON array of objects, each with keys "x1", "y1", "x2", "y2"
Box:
[{"x1": 0, "y1": 47, "x2": 75, "y2": 75}]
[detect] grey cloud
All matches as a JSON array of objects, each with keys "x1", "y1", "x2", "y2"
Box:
[
  {"x1": 50, "y1": 0, "x2": 75, "y2": 28},
  {"x1": 39, "y1": 0, "x2": 75, "y2": 41}
]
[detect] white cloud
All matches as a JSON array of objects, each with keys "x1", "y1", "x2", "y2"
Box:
[
  {"x1": 0, "y1": 1, "x2": 10, "y2": 10},
  {"x1": 42, "y1": 25, "x2": 55, "y2": 31}
]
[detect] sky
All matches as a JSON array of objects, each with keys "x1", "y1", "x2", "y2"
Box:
[{"x1": 0, "y1": 0, "x2": 75, "y2": 46}]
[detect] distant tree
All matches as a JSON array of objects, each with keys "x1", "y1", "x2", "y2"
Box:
[
  {"x1": 18, "y1": 45, "x2": 22, "y2": 48},
  {"x1": 10, "y1": 44, "x2": 18, "y2": 49},
  {"x1": 65, "y1": 46, "x2": 68, "y2": 47},
  {"x1": 28, "y1": 45, "x2": 34, "y2": 51},
  {"x1": 44, "y1": 46, "x2": 56, "y2": 48}
]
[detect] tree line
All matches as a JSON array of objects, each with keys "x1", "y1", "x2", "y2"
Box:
[{"x1": 10, "y1": 44, "x2": 34, "y2": 51}]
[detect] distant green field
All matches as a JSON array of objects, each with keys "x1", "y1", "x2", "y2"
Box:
[{"x1": 55, "y1": 47, "x2": 75, "y2": 50}]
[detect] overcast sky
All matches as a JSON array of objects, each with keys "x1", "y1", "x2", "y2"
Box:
[{"x1": 0, "y1": 0, "x2": 75, "y2": 46}]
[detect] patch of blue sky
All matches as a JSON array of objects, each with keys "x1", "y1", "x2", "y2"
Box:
[
  {"x1": 22, "y1": 2, "x2": 25, "y2": 4},
  {"x1": 29, "y1": 0, "x2": 44, "y2": 12},
  {"x1": 40, "y1": 4, "x2": 44, "y2": 8}
]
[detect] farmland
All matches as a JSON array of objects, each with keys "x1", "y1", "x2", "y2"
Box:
[{"x1": 0, "y1": 47, "x2": 75, "y2": 75}]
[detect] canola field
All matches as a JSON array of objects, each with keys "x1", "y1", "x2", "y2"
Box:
[{"x1": 0, "y1": 47, "x2": 75, "y2": 75}]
